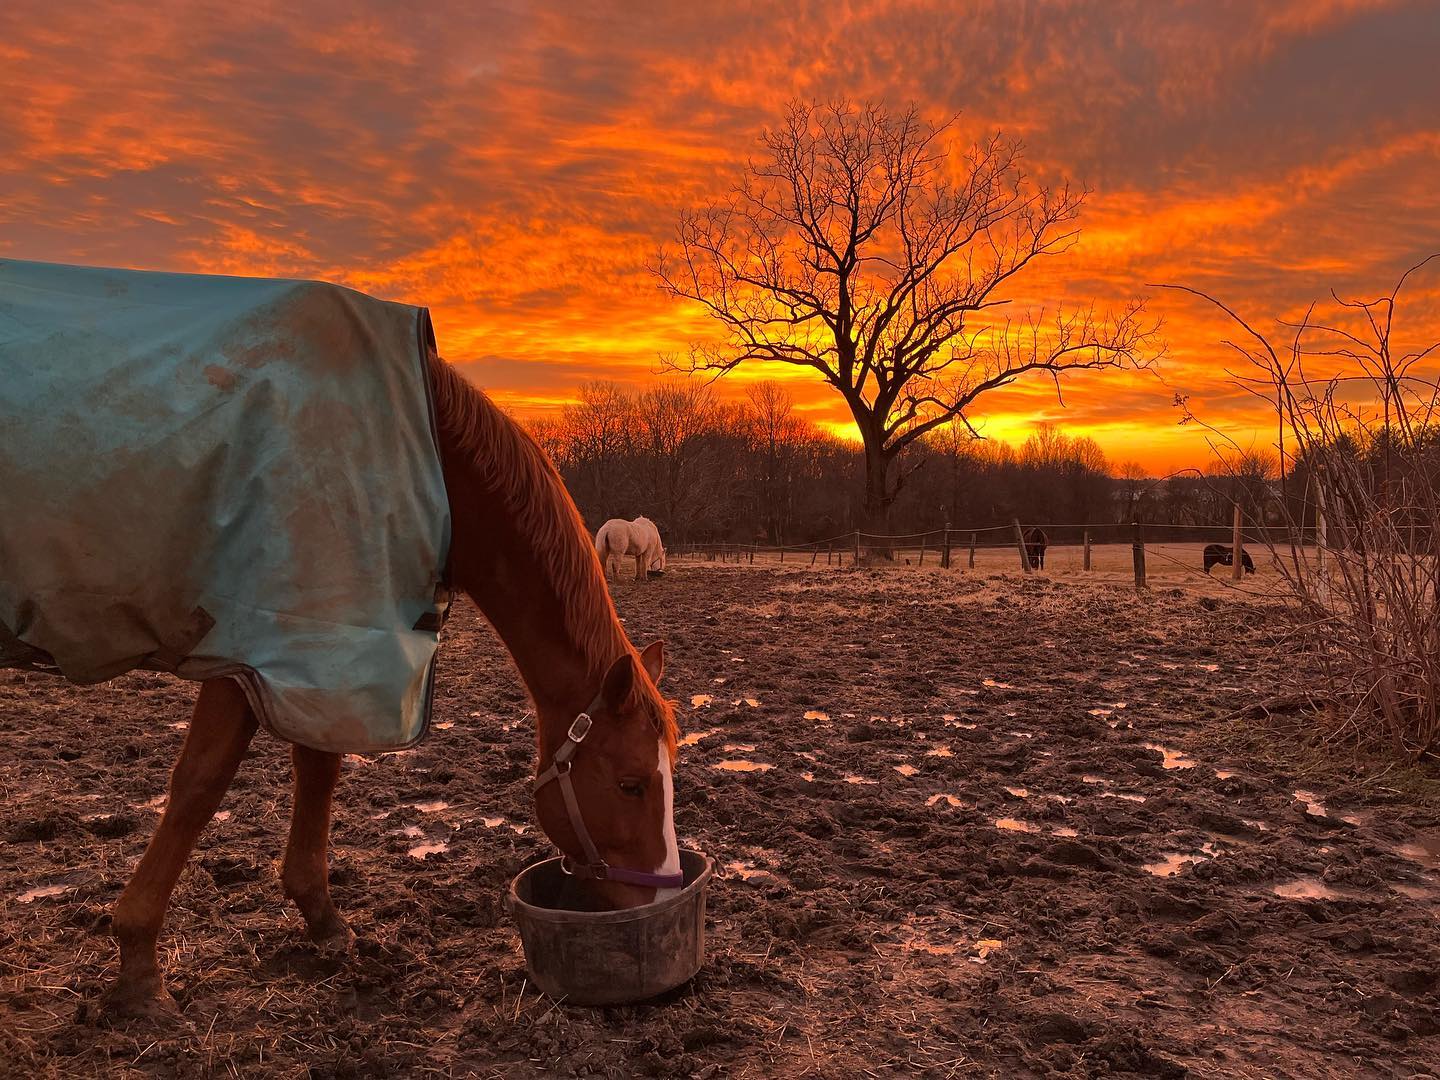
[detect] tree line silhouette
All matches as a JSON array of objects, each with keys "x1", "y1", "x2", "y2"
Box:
[{"x1": 523, "y1": 379, "x2": 1273, "y2": 545}]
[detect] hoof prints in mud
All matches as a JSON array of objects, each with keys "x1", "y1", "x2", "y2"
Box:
[{"x1": 1, "y1": 566, "x2": 1438, "y2": 1077}]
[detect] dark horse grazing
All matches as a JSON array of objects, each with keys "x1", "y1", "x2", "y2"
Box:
[
  {"x1": 1203, "y1": 543, "x2": 1255, "y2": 575},
  {"x1": 2, "y1": 278, "x2": 683, "y2": 1022},
  {"x1": 1023, "y1": 527, "x2": 1048, "y2": 569}
]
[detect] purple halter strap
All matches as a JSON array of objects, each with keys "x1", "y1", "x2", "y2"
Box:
[{"x1": 533, "y1": 713, "x2": 685, "y2": 890}]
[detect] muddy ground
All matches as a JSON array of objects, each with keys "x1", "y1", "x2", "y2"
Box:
[{"x1": 2, "y1": 566, "x2": 1438, "y2": 1078}]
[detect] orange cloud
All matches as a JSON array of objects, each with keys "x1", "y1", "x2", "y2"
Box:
[{"x1": 2, "y1": 0, "x2": 1437, "y2": 472}]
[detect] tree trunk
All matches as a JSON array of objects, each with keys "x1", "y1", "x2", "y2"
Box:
[{"x1": 861, "y1": 444, "x2": 898, "y2": 557}]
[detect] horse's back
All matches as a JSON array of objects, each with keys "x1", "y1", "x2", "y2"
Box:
[{"x1": 0, "y1": 259, "x2": 451, "y2": 753}]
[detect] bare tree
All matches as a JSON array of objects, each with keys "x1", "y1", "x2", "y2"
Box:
[
  {"x1": 632, "y1": 383, "x2": 718, "y2": 536},
  {"x1": 1159, "y1": 256, "x2": 1440, "y2": 759},
  {"x1": 560, "y1": 381, "x2": 634, "y2": 515},
  {"x1": 653, "y1": 99, "x2": 1160, "y2": 535},
  {"x1": 745, "y1": 381, "x2": 803, "y2": 543}
]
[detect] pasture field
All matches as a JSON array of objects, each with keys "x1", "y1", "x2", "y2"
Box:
[
  {"x1": 2, "y1": 566, "x2": 1438, "y2": 1077},
  {"x1": 680, "y1": 541, "x2": 1303, "y2": 593}
]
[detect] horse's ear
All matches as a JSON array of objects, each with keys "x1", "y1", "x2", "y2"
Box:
[
  {"x1": 638, "y1": 640, "x2": 665, "y2": 685},
  {"x1": 601, "y1": 653, "x2": 637, "y2": 711}
]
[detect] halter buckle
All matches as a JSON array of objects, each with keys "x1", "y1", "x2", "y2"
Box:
[{"x1": 567, "y1": 713, "x2": 593, "y2": 743}]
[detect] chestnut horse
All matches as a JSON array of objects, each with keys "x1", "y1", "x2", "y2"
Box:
[{"x1": 104, "y1": 350, "x2": 680, "y2": 1020}]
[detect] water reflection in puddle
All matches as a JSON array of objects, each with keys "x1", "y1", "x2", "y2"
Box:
[
  {"x1": 1396, "y1": 833, "x2": 1440, "y2": 870},
  {"x1": 1215, "y1": 769, "x2": 1236, "y2": 780},
  {"x1": 995, "y1": 817, "x2": 1040, "y2": 833},
  {"x1": 926, "y1": 745, "x2": 953, "y2": 758},
  {"x1": 1088, "y1": 708, "x2": 1113, "y2": 718},
  {"x1": 1144, "y1": 743, "x2": 1196, "y2": 769},
  {"x1": 894, "y1": 764, "x2": 918, "y2": 777},
  {"x1": 971, "y1": 938, "x2": 1004, "y2": 963},
  {"x1": 412, "y1": 800, "x2": 449, "y2": 813},
  {"x1": 690, "y1": 694, "x2": 713, "y2": 708},
  {"x1": 1082, "y1": 775, "x2": 1110, "y2": 785},
  {"x1": 927, "y1": 794, "x2": 966, "y2": 808},
  {"x1": 1051, "y1": 826, "x2": 1080, "y2": 838},
  {"x1": 982, "y1": 679, "x2": 1015, "y2": 689},
  {"x1": 800, "y1": 772, "x2": 815, "y2": 782},
  {"x1": 715, "y1": 760, "x2": 774, "y2": 773},
  {"x1": 1102, "y1": 792, "x2": 1147, "y2": 803},
  {"x1": 1143, "y1": 852, "x2": 1202, "y2": 877},
  {"x1": 408, "y1": 841, "x2": 449, "y2": 859},
  {"x1": 1004, "y1": 786, "x2": 1029, "y2": 798},
  {"x1": 803, "y1": 709, "x2": 830, "y2": 721},
  {"x1": 1293, "y1": 790, "x2": 1327, "y2": 817},
  {"x1": 723, "y1": 743, "x2": 756, "y2": 752},
  {"x1": 943, "y1": 715, "x2": 978, "y2": 729},
  {"x1": 1242, "y1": 819, "x2": 1271, "y2": 832},
  {"x1": 679, "y1": 727, "x2": 723, "y2": 747},
  {"x1": 725, "y1": 861, "x2": 771, "y2": 882},
  {"x1": 1393, "y1": 881, "x2": 1437, "y2": 900},
  {"x1": 1273, "y1": 876, "x2": 1348, "y2": 900},
  {"x1": 908, "y1": 941, "x2": 959, "y2": 956},
  {"x1": 16, "y1": 882, "x2": 77, "y2": 903},
  {"x1": 844, "y1": 775, "x2": 878, "y2": 785}
]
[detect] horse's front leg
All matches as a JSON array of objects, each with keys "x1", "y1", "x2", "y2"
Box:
[
  {"x1": 106, "y1": 677, "x2": 257, "y2": 1019},
  {"x1": 281, "y1": 744, "x2": 350, "y2": 947}
]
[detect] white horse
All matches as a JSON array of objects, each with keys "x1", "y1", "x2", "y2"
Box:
[{"x1": 595, "y1": 516, "x2": 666, "y2": 581}]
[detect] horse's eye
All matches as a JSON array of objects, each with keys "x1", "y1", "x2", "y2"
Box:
[{"x1": 618, "y1": 777, "x2": 647, "y2": 798}]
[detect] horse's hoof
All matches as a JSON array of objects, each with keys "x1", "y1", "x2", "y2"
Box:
[
  {"x1": 97, "y1": 982, "x2": 189, "y2": 1029},
  {"x1": 308, "y1": 919, "x2": 356, "y2": 957}
]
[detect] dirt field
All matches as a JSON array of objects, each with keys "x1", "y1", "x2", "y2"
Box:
[{"x1": 2, "y1": 566, "x2": 1438, "y2": 1078}]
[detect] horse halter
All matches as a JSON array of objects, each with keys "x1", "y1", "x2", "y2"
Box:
[{"x1": 533, "y1": 713, "x2": 686, "y2": 890}]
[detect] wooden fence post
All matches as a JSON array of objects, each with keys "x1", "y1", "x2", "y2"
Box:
[
  {"x1": 969, "y1": 532, "x2": 977, "y2": 569},
  {"x1": 918, "y1": 533, "x2": 926, "y2": 566},
  {"x1": 809, "y1": 544, "x2": 819, "y2": 567},
  {"x1": 1231, "y1": 502, "x2": 1244, "y2": 582},
  {"x1": 1132, "y1": 520, "x2": 1147, "y2": 590},
  {"x1": 941, "y1": 523, "x2": 952, "y2": 569},
  {"x1": 1083, "y1": 530, "x2": 1092, "y2": 571},
  {"x1": 853, "y1": 530, "x2": 861, "y2": 566},
  {"x1": 1013, "y1": 518, "x2": 1032, "y2": 573}
]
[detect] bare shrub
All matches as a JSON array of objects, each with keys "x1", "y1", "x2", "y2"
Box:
[{"x1": 1161, "y1": 255, "x2": 1440, "y2": 760}]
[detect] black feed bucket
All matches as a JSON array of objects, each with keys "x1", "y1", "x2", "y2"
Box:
[{"x1": 506, "y1": 849, "x2": 714, "y2": 1005}]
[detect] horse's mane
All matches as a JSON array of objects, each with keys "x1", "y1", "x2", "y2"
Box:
[{"x1": 425, "y1": 354, "x2": 677, "y2": 758}]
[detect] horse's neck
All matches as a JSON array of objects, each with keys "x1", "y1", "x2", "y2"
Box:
[{"x1": 438, "y1": 437, "x2": 622, "y2": 723}]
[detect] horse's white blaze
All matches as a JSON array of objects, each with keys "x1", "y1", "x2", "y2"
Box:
[{"x1": 654, "y1": 737, "x2": 681, "y2": 900}]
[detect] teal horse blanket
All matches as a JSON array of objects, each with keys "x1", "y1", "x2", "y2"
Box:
[{"x1": 0, "y1": 260, "x2": 452, "y2": 753}]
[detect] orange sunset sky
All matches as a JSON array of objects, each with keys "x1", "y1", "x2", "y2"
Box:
[{"x1": 3, "y1": 0, "x2": 1439, "y2": 471}]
